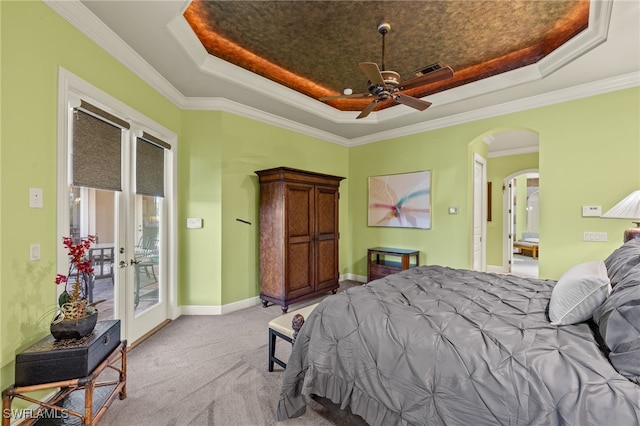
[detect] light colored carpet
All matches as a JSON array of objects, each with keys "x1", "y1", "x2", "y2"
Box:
[
  {"x1": 100, "y1": 281, "x2": 365, "y2": 426},
  {"x1": 511, "y1": 253, "x2": 539, "y2": 278}
]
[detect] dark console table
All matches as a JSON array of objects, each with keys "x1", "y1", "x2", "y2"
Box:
[
  {"x1": 367, "y1": 247, "x2": 420, "y2": 282},
  {"x1": 2, "y1": 321, "x2": 126, "y2": 426}
]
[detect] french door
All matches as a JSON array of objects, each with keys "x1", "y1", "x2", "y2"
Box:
[
  {"x1": 59, "y1": 71, "x2": 175, "y2": 344},
  {"x1": 68, "y1": 186, "x2": 167, "y2": 343}
]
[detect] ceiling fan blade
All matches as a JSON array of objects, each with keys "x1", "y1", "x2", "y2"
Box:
[
  {"x1": 319, "y1": 93, "x2": 371, "y2": 101},
  {"x1": 395, "y1": 94, "x2": 432, "y2": 111},
  {"x1": 359, "y1": 62, "x2": 385, "y2": 85},
  {"x1": 399, "y1": 66, "x2": 454, "y2": 91},
  {"x1": 357, "y1": 99, "x2": 380, "y2": 119}
]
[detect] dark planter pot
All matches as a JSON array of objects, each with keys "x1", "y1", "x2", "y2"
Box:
[{"x1": 50, "y1": 311, "x2": 98, "y2": 340}]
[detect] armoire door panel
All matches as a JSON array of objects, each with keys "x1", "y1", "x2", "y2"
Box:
[
  {"x1": 286, "y1": 185, "x2": 313, "y2": 238},
  {"x1": 316, "y1": 187, "x2": 338, "y2": 235},
  {"x1": 287, "y1": 242, "x2": 313, "y2": 297},
  {"x1": 316, "y1": 239, "x2": 337, "y2": 288}
]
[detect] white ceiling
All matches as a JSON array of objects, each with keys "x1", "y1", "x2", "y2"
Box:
[{"x1": 46, "y1": 0, "x2": 639, "y2": 148}]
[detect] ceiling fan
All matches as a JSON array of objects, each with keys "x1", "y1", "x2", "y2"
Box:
[{"x1": 320, "y1": 22, "x2": 454, "y2": 119}]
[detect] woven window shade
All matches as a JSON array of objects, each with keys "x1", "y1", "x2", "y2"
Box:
[
  {"x1": 136, "y1": 135, "x2": 166, "y2": 197},
  {"x1": 72, "y1": 109, "x2": 124, "y2": 191}
]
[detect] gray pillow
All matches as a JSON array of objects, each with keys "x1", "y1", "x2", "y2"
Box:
[
  {"x1": 548, "y1": 261, "x2": 611, "y2": 325},
  {"x1": 593, "y1": 270, "x2": 640, "y2": 384},
  {"x1": 604, "y1": 239, "x2": 640, "y2": 287}
]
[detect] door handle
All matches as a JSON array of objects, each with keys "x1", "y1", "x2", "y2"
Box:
[
  {"x1": 119, "y1": 260, "x2": 128, "y2": 269},
  {"x1": 130, "y1": 259, "x2": 140, "y2": 265}
]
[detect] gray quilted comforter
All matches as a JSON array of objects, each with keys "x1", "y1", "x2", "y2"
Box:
[{"x1": 276, "y1": 265, "x2": 640, "y2": 425}]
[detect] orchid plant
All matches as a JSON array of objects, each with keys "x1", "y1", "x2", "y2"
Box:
[{"x1": 54, "y1": 235, "x2": 97, "y2": 320}]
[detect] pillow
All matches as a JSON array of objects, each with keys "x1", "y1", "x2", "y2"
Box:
[
  {"x1": 548, "y1": 260, "x2": 611, "y2": 325},
  {"x1": 604, "y1": 239, "x2": 640, "y2": 287},
  {"x1": 592, "y1": 271, "x2": 640, "y2": 383}
]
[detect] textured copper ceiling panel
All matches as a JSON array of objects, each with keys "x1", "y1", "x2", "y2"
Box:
[{"x1": 184, "y1": 0, "x2": 589, "y2": 112}]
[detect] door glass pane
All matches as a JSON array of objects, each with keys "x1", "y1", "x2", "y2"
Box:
[
  {"x1": 69, "y1": 186, "x2": 116, "y2": 321},
  {"x1": 134, "y1": 194, "x2": 161, "y2": 315}
]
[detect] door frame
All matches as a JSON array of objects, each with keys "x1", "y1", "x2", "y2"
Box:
[
  {"x1": 472, "y1": 153, "x2": 487, "y2": 271},
  {"x1": 56, "y1": 68, "x2": 179, "y2": 344}
]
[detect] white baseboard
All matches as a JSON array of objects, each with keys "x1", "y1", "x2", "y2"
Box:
[
  {"x1": 487, "y1": 264, "x2": 508, "y2": 274},
  {"x1": 341, "y1": 273, "x2": 367, "y2": 283},
  {"x1": 179, "y1": 296, "x2": 261, "y2": 316},
  {"x1": 178, "y1": 276, "x2": 367, "y2": 317}
]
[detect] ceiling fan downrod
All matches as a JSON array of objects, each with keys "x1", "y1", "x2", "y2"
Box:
[{"x1": 377, "y1": 22, "x2": 390, "y2": 71}]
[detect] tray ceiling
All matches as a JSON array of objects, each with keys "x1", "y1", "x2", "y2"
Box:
[
  {"x1": 184, "y1": 0, "x2": 588, "y2": 113},
  {"x1": 48, "y1": 0, "x2": 640, "y2": 144}
]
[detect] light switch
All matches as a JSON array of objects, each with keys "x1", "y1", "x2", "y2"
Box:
[
  {"x1": 187, "y1": 218, "x2": 203, "y2": 229},
  {"x1": 448, "y1": 206, "x2": 459, "y2": 215},
  {"x1": 29, "y1": 188, "x2": 43, "y2": 208},
  {"x1": 30, "y1": 243, "x2": 40, "y2": 261}
]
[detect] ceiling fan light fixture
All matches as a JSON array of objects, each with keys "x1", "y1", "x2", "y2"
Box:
[{"x1": 318, "y1": 21, "x2": 454, "y2": 119}]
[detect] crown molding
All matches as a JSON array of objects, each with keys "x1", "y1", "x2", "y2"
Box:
[
  {"x1": 43, "y1": 0, "x2": 186, "y2": 106},
  {"x1": 537, "y1": 0, "x2": 613, "y2": 77},
  {"x1": 347, "y1": 71, "x2": 640, "y2": 147},
  {"x1": 44, "y1": 0, "x2": 638, "y2": 148},
  {"x1": 488, "y1": 145, "x2": 539, "y2": 159},
  {"x1": 183, "y1": 97, "x2": 351, "y2": 146}
]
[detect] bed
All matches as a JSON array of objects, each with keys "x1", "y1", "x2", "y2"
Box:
[{"x1": 276, "y1": 240, "x2": 640, "y2": 425}]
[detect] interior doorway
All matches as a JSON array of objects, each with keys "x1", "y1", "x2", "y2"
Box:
[{"x1": 505, "y1": 171, "x2": 539, "y2": 278}]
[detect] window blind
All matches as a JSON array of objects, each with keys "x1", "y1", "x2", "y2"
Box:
[
  {"x1": 72, "y1": 102, "x2": 129, "y2": 191},
  {"x1": 136, "y1": 133, "x2": 169, "y2": 197}
]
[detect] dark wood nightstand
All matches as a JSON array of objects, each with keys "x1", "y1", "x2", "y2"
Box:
[{"x1": 367, "y1": 247, "x2": 420, "y2": 282}]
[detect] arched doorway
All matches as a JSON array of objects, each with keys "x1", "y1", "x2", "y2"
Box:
[{"x1": 479, "y1": 128, "x2": 539, "y2": 276}]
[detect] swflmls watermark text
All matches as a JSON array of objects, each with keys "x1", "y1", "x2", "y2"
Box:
[{"x1": 3, "y1": 408, "x2": 70, "y2": 420}]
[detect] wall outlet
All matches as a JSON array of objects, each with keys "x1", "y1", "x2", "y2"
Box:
[
  {"x1": 29, "y1": 188, "x2": 43, "y2": 208},
  {"x1": 584, "y1": 232, "x2": 608, "y2": 242},
  {"x1": 30, "y1": 243, "x2": 40, "y2": 261}
]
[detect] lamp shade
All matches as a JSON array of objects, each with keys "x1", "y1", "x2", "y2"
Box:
[
  {"x1": 602, "y1": 190, "x2": 640, "y2": 220},
  {"x1": 602, "y1": 190, "x2": 640, "y2": 242}
]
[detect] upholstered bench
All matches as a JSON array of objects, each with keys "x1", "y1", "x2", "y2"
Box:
[
  {"x1": 514, "y1": 241, "x2": 539, "y2": 258},
  {"x1": 268, "y1": 303, "x2": 319, "y2": 372}
]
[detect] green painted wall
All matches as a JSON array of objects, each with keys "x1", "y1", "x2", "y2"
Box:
[
  {"x1": 537, "y1": 88, "x2": 640, "y2": 277},
  {"x1": 217, "y1": 112, "x2": 349, "y2": 305},
  {"x1": 179, "y1": 111, "x2": 223, "y2": 306},
  {"x1": 0, "y1": 1, "x2": 180, "y2": 387},
  {"x1": 178, "y1": 111, "x2": 349, "y2": 306},
  {"x1": 349, "y1": 129, "x2": 471, "y2": 273},
  {"x1": 347, "y1": 88, "x2": 639, "y2": 279}
]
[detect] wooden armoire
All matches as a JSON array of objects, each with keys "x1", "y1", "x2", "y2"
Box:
[{"x1": 256, "y1": 167, "x2": 345, "y2": 313}]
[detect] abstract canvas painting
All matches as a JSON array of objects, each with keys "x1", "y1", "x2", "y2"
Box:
[{"x1": 368, "y1": 170, "x2": 431, "y2": 228}]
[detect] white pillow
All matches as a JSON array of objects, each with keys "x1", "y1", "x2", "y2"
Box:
[{"x1": 549, "y1": 261, "x2": 611, "y2": 326}]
